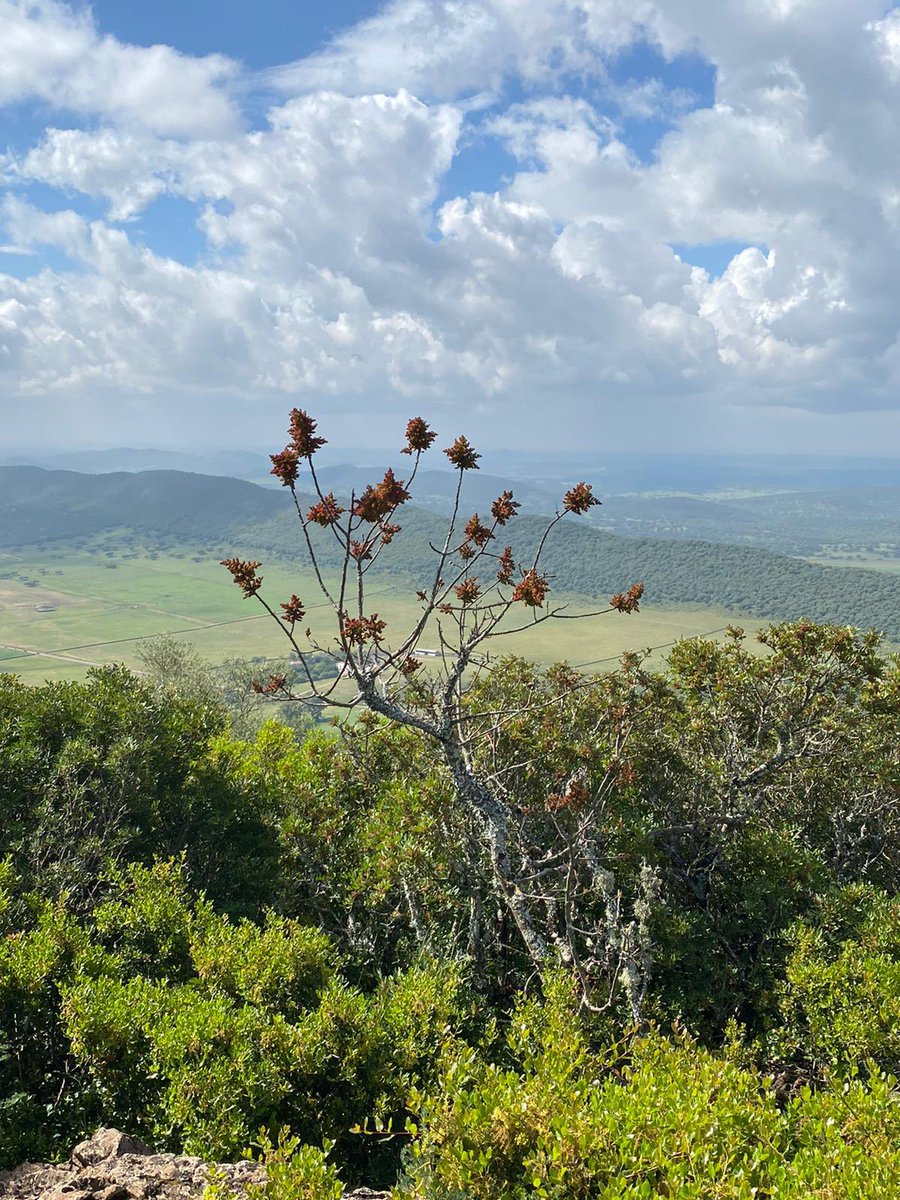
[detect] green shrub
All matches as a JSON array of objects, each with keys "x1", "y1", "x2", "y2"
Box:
[
  {"x1": 774, "y1": 887, "x2": 900, "y2": 1074},
  {"x1": 396, "y1": 984, "x2": 900, "y2": 1199}
]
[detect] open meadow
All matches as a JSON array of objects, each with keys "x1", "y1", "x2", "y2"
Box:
[{"x1": 0, "y1": 540, "x2": 771, "y2": 685}]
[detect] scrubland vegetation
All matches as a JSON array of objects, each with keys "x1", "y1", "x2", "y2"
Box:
[
  {"x1": 4, "y1": 621, "x2": 900, "y2": 1195},
  {"x1": 4, "y1": 413, "x2": 900, "y2": 1196}
]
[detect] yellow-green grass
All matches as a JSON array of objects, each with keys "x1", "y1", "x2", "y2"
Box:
[{"x1": 1, "y1": 544, "x2": 769, "y2": 685}]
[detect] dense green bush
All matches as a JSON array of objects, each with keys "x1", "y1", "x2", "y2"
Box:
[
  {"x1": 0, "y1": 860, "x2": 474, "y2": 1181},
  {"x1": 5, "y1": 623, "x2": 900, "y2": 1189},
  {"x1": 397, "y1": 980, "x2": 900, "y2": 1199}
]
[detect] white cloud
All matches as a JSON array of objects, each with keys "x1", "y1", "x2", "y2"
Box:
[
  {"x1": 3, "y1": 0, "x2": 900, "y2": 449},
  {"x1": 0, "y1": 0, "x2": 239, "y2": 136}
]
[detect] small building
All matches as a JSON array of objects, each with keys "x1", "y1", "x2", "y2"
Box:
[{"x1": 34, "y1": 604, "x2": 57, "y2": 612}]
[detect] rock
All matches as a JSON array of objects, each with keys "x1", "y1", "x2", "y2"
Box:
[
  {"x1": 0, "y1": 1133, "x2": 389, "y2": 1200},
  {"x1": 71, "y1": 1132, "x2": 154, "y2": 1168}
]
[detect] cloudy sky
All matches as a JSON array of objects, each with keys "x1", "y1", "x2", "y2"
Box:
[{"x1": 2, "y1": 0, "x2": 900, "y2": 455}]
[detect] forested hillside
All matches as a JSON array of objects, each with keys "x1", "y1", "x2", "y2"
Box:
[{"x1": 4, "y1": 466, "x2": 898, "y2": 640}]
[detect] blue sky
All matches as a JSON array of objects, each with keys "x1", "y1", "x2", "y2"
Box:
[
  {"x1": 2, "y1": 0, "x2": 900, "y2": 455},
  {"x1": 89, "y1": 1, "x2": 383, "y2": 70}
]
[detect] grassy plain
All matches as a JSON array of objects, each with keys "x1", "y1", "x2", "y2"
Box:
[
  {"x1": 0, "y1": 541, "x2": 772, "y2": 685},
  {"x1": 804, "y1": 551, "x2": 900, "y2": 575}
]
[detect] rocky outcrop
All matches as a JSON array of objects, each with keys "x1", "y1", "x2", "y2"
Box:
[{"x1": 0, "y1": 1130, "x2": 388, "y2": 1200}]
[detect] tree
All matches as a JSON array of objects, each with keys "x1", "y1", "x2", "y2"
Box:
[{"x1": 222, "y1": 409, "x2": 646, "y2": 1012}]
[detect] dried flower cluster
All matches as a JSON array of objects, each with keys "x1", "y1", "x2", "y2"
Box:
[
  {"x1": 280, "y1": 595, "x2": 306, "y2": 625},
  {"x1": 610, "y1": 582, "x2": 644, "y2": 614},
  {"x1": 402, "y1": 416, "x2": 437, "y2": 454},
  {"x1": 269, "y1": 447, "x2": 299, "y2": 487},
  {"x1": 306, "y1": 493, "x2": 344, "y2": 526},
  {"x1": 491, "y1": 490, "x2": 519, "y2": 525},
  {"x1": 353, "y1": 469, "x2": 411, "y2": 522},
  {"x1": 220, "y1": 558, "x2": 263, "y2": 597},
  {"x1": 512, "y1": 569, "x2": 550, "y2": 608},
  {"x1": 496, "y1": 546, "x2": 516, "y2": 585},
  {"x1": 455, "y1": 578, "x2": 481, "y2": 606},
  {"x1": 563, "y1": 482, "x2": 601, "y2": 514},
  {"x1": 342, "y1": 613, "x2": 387, "y2": 645},
  {"x1": 251, "y1": 673, "x2": 288, "y2": 695},
  {"x1": 444, "y1": 435, "x2": 480, "y2": 471},
  {"x1": 464, "y1": 514, "x2": 494, "y2": 548},
  {"x1": 288, "y1": 408, "x2": 327, "y2": 458}
]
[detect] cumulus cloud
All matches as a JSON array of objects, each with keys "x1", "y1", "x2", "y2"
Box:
[
  {"x1": 0, "y1": 0, "x2": 239, "y2": 135},
  {"x1": 3, "y1": 0, "x2": 900, "y2": 449}
]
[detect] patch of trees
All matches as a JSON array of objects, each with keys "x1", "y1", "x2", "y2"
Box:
[{"x1": 4, "y1": 618, "x2": 900, "y2": 1193}]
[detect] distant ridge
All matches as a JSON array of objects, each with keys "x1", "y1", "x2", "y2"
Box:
[{"x1": 2, "y1": 465, "x2": 899, "y2": 641}]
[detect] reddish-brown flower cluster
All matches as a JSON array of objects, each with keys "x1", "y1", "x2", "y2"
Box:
[
  {"x1": 380, "y1": 522, "x2": 401, "y2": 545},
  {"x1": 270, "y1": 447, "x2": 300, "y2": 487},
  {"x1": 288, "y1": 408, "x2": 327, "y2": 458},
  {"x1": 306, "y1": 493, "x2": 345, "y2": 526},
  {"x1": 612, "y1": 759, "x2": 637, "y2": 789},
  {"x1": 444, "y1": 435, "x2": 480, "y2": 471},
  {"x1": 251, "y1": 673, "x2": 288, "y2": 695},
  {"x1": 491, "y1": 490, "x2": 519, "y2": 525},
  {"x1": 458, "y1": 542, "x2": 476, "y2": 561},
  {"x1": 342, "y1": 613, "x2": 387, "y2": 645},
  {"x1": 563, "y1": 482, "x2": 601, "y2": 515},
  {"x1": 416, "y1": 589, "x2": 428, "y2": 601},
  {"x1": 496, "y1": 546, "x2": 515, "y2": 585},
  {"x1": 402, "y1": 416, "x2": 437, "y2": 455},
  {"x1": 512, "y1": 569, "x2": 550, "y2": 607},
  {"x1": 455, "y1": 577, "x2": 481, "y2": 605},
  {"x1": 350, "y1": 540, "x2": 373, "y2": 561},
  {"x1": 610, "y1": 582, "x2": 644, "y2": 614},
  {"x1": 399, "y1": 655, "x2": 423, "y2": 676},
  {"x1": 280, "y1": 594, "x2": 306, "y2": 624},
  {"x1": 464, "y1": 513, "x2": 494, "y2": 548},
  {"x1": 545, "y1": 772, "x2": 590, "y2": 812},
  {"x1": 220, "y1": 558, "x2": 263, "y2": 597},
  {"x1": 353, "y1": 469, "x2": 411, "y2": 521}
]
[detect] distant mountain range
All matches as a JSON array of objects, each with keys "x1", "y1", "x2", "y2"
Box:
[
  {"x1": 3, "y1": 465, "x2": 900, "y2": 642},
  {"x1": 4, "y1": 448, "x2": 899, "y2": 556}
]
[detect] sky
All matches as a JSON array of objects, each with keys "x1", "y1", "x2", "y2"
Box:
[{"x1": 2, "y1": 1, "x2": 900, "y2": 456}]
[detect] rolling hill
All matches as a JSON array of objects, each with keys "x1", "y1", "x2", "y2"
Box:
[{"x1": 3, "y1": 465, "x2": 900, "y2": 640}]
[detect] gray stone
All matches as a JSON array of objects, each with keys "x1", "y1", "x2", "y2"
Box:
[{"x1": 71, "y1": 1131, "x2": 154, "y2": 1168}]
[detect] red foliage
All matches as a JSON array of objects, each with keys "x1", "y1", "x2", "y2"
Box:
[
  {"x1": 270, "y1": 448, "x2": 300, "y2": 487},
  {"x1": 288, "y1": 409, "x2": 327, "y2": 458},
  {"x1": 512, "y1": 570, "x2": 550, "y2": 608},
  {"x1": 563, "y1": 482, "x2": 601, "y2": 515},
  {"x1": 610, "y1": 582, "x2": 644, "y2": 614},
  {"x1": 402, "y1": 416, "x2": 438, "y2": 455},
  {"x1": 444, "y1": 435, "x2": 480, "y2": 471},
  {"x1": 280, "y1": 594, "x2": 306, "y2": 624},
  {"x1": 220, "y1": 558, "x2": 263, "y2": 597},
  {"x1": 491, "y1": 490, "x2": 519, "y2": 525},
  {"x1": 342, "y1": 614, "x2": 387, "y2": 645},
  {"x1": 464, "y1": 513, "x2": 494, "y2": 548},
  {"x1": 252, "y1": 673, "x2": 288, "y2": 695},
  {"x1": 354, "y1": 469, "x2": 411, "y2": 521},
  {"x1": 306, "y1": 493, "x2": 345, "y2": 526},
  {"x1": 496, "y1": 546, "x2": 515, "y2": 585},
  {"x1": 455, "y1": 577, "x2": 481, "y2": 605}
]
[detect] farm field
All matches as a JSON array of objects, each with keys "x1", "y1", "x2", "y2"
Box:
[
  {"x1": 803, "y1": 551, "x2": 900, "y2": 574},
  {"x1": 0, "y1": 542, "x2": 771, "y2": 684}
]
